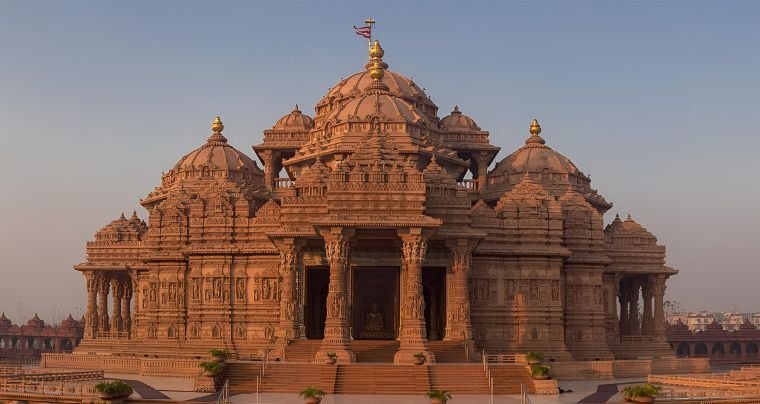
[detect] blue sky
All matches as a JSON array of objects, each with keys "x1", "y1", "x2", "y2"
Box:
[{"x1": 0, "y1": 1, "x2": 758, "y2": 322}]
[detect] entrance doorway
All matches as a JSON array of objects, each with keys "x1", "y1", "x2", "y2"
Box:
[
  {"x1": 423, "y1": 267, "x2": 446, "y2": 340},
  {"x1": 305, "y1": 267, "x2": 329, "y2": 339},
  {"x1": 352, "y1": 267, "x2": 399, "y2": 340}
]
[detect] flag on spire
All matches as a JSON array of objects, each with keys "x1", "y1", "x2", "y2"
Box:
[{"x1": 353, "y1": 25, "x2": 371, "y2": 39}]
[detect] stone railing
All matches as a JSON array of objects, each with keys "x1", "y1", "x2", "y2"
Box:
[
  {"x1": 0, "y1": 379, "x2": 100, "y2": 400},
  {"x1": 41, "y1": 353, "x2": 201, "y2": 378},
  {"x1": 457, "y1": 179, "x2": 478, "y2": 191},
  {"x1": 273, "y1": 178, "x2": 293, "y2": 189},
  {"x1": 549, "y1": 360, "x2": 614, "y2": 380}
]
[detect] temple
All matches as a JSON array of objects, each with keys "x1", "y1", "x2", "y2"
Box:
[{"x1": 70, "y1": 40, "x2": 677, "y2": 364}]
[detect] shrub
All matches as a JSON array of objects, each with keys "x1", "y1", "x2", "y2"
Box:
[
  {"x1": 300, "y1": 386, "x2": 326, "y2": 398},
  {"x1": 413, "y1": 352, "x2": 426, "y2": 360},
  {"x1": 525, "y1": 352, "x2": 544, "y2": 362},
  {"x1": 622, "y1": 384, "x2": 663, "y2": 398},
  {"x1": 530, "y1": 365, "x2": 550, "y2": 377},
  {"x1": 95, "y1": 380, "x2": 133, "y2": 397},
  {"x1": 326, "y1": 352, "x2": 338, "y2": 360},
  {"x1": 209, "y1": 348, "x2": 230, "y2": 359},
  {"x1": 426, "y1": 390, "x2": 452, "y2": 400},
  {"x1": 199, "y1": 360, "x2": 224, "y2": 376}
]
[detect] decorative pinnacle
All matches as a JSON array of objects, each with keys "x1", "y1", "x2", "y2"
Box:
[
  {"x1": 452, "y1": 105, "x2": 461, "y2": 114},
  {"x1": 525, "y1": 118, "x2": 546, "y2": 146},
  {"x1": 530, "y1": 119, "x2": 541, "y2": 135},
  {"x1": 364, "y1": 40, "x2": 390, "y2": 92},
  {"x1": 211, "y1": 116, "x2": 224, "y2": 133},
  {"x1": 293, "y1": 104, "x2": 300, "y2": 113}
]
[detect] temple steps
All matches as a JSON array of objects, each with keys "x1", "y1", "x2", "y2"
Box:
[
  {"x1": 282, "y1": 340, "x2": 322, "y2": 363},
  {"x1": 428, "y1": 341, "x2": 471, "y2": 363},
  {"x1": 334, "y1": 364, "x2": 430, "y2": 394},
  {"x1": 227, "y1": 362, "x2": 337, "y2": 394},
  {"x1": 489, "y1": 365, "x2": 536, "y2": 394},
  {"x1": 352, "y1": 340, "x2": 399, "y2": 363},
  {"x1": 429, "y1": 365, "x2": 490, "y2": 394}
]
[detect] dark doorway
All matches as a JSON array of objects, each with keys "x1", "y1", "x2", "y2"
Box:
[
  {"x1": 305, "y1": 267, "x2": 329, "y2": 339},
  {"x1": 352, "y1": 267, "x2": 399, "y2": 339},
  {"x1": 423, "y1": 267, "x2": 446, "y2": 340}
]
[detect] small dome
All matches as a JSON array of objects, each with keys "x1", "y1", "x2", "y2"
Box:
[
  {"x1": 0, "y1": 312, "x2": 11, "y2": 328},
  {"x1": 27, "y1": 313, "x2": 44, "y2": 327},
  {"x1": 163, "y1": 116, "x2": 264, "y2": 188},
  {"x1": 273, "y1": 105, "x2": 314, "y2": 131},
  {"x1": 95, "y1": 211, "x2": 146, "y2": 242},
  {"x1": 604, "y1": 214, "x2": 658, "y2": 246},
  {"x1": 440, "y1": 106, "x2": 481, "y2": 131},
  {"x1": 61, "y1": 314, "x2": 79, "y2": 328}
]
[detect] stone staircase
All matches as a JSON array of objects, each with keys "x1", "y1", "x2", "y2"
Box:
[
  {"x1": 352, "y1": 340, "x2": 399, "y2": 363},
  {"x1": 282, "y1": 340, "x2": 322, "y2": 363},
  {"x1": 227, "y1": 362, "x2": 337, "y2": 394},
  {"x1": 489, "y1": 365, "x2": 535, "y2": 394},
  {"x1": 334, "y1": 364, "x2": 430, "y2": 394},
  {"x1": 429, "y1": 341, "x2": 471, "y2": 363},
  {"x1": 429, "y1": 365, "x2": 490, "y2": 394}
]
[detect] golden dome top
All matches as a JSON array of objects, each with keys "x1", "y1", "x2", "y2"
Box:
[
  {"x1": 367, "y1": 40, "x2": 388, "y2": 85},
  {"x1": 212, "y1": 116, "x2": 224, "y2": 133},
  {"x1": 525, "y1": 118, "x2": 546, "y2": 146},
  {"x1": 369, "y1": 40, "x2": 384, "y2": 59},
  {"x1": 207, "y1": 116, "x2": 228, "y2": 144},
  {"x1": 529, "y1": 118, "x2": 541, "y2": 135}
]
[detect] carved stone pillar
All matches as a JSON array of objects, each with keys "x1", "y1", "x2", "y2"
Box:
[
  {"x1": 641, "y1": 278, "x2": 654, "y2": 336},
  {"x1": 628, "y1": 279, "x2": 641, "y2": 335},
  {"x1": 277, "y1": 242, "x2": 301, "y2": 341},
  {"x1": 476, "y1": 154, "x2": 489, "y2": 192},
  {"x1": 395, "y1": 229, "x2": 435, "y2": 364},
  {"x1": 315, "y1": 229, "x2": 354, "y2": 363},
  {"x1": 261, "y1": 150, "x2": 274, "y2": 190},
  {"x1": 129, "y1": 270, "x2": 139, "y2": 333},
  {"x1": 618, "y1": 278, "x2": 629, "y2": 336},
  {"x1": 84, "y1": 271, "x2": 98, "y2": 339},
  {"x1": 97, "y1": 273, "x2": 110, "y2": 334},
  {"x1": 444, "y1": 239, "x2": 475, "y2": 342},
  {"x1": 653, "y1": 275, "x2": 667, "y2": 342},
  {"x1": 121, "y1": 279, "x2": 132, "y2": 336},
  {"x1": 110, "y1": 278, "x2": 123, "y2": 333}
]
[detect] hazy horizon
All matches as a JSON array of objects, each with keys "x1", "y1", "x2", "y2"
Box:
[{"x1": 1, "y1": 1, "x2": 759, "y2": 324}]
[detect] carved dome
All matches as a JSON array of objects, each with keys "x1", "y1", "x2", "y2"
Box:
[
  {"x1": 27, "y1": 313, "x2": 44, "y2": 327},
  {"x1": 604, "y1": 214, "x2": 658, "y2": 246},
  {"x1": 94, "y1": 211, "x2": 147, "y2": 242},
  {"x1": 440, "y1": 106, "x2": 481, "y2": 132},
  {"x1": 324, "y1": 87, "x2": 431, "y2": 126},
  {"x1": 162, "y1": 117, "x2": 264, "y2": 188},
  {"x1": 272, "y1": 105, "x2": 314, "y2": 131}
]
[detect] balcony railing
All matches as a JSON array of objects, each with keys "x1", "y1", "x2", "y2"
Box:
[{"x1": 273, "y1": 178, "x2": 293, "y2": 189}]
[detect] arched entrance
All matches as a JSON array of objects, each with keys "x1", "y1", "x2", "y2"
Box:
[
  {"x1": 730, "y1": 342, "x2": 742, "y2": 355},
  {"x1": 712, "y1": 343, "x2": 726, "y2": 355},
  {"x1": 695, "y1": 343, "x2": 708, "y2": 356},
  {"x1": 747, "y1": 342, "x2": 759, "y2": 358},
  {"x1": 60, "y1": 339, "x2": 73, "y2": 352},
  {"x1": 676, "y1": 343, "x2": 691, "y2": 357}
]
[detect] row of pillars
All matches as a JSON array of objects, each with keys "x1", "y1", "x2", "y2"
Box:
[
  {"x1": 275, "y1": 228, "x2": 475, "y2": 364},
  {"x1": 84, "y1": 271, "x2": 133, "y2": 338},
  {"x1": 618, "y1": 275, "x2": 667, "y2": 339}
]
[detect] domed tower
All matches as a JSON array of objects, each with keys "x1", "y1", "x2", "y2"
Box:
[
  {"x1": 253, "y1": 105, "x2": 314, "y2": 192},
  {"x1": 486, "y1": 119, "x2": 611, "y2": 213},
  {"x1": 439, "y1": 106, "x2": 500, "y2": 191}
]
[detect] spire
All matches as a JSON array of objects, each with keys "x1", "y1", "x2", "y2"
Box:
[
  {"x1": 525, "y1": 118, "x2": 546, "y2": 146},
  {"x1": 293, "y1": 104, "x2": 300, "y2": 113},
  {"x1": 130, "y1": 210, "x2": 138, "y2": 220},
  {"x1": 207, "y1": 116, "x2": 228, "y2": 144},
  {"x1": 364, "y1": 40, "x2": 390, "y2": 92},
  {"x1": 452, "y1": 105, "x2": 461, "y2": 114}
]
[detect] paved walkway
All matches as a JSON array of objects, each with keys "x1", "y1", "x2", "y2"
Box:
[{"x1": 122, "y1": 379, "x2": 170, "y2": 400}]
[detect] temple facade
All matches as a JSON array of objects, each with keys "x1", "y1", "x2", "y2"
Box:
[
  {"x1": 72, "y1": 41, "x2": 677, "y2": 363},
  {"x1": 0, "y1": 313, "x2": 82, "y2": 360}
]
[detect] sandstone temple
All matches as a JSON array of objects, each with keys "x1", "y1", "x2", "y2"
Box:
[{"x1": 69, "y1": 40, "x2": 677, "y2": 364}]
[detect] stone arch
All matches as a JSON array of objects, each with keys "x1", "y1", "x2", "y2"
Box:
[
  {"x1": 60, "y1": 339, "x2": 73, "y2": 352},
  {"x1": 695, "y1": 343, "x2": 708, "y2": 356},
  {"x1": 212, "y1": 324, "x2": 222, "y2": 338},
  {"x1": 730, "y1": 342, "x2": 742, "y2": 355},
  {"x1": 44, "y1": 338, "x2": 53, "y2": 350},
  {"x1": 676, "y1": 343, "x2": 690, "y2": 357},
  {"x1": 747, "y1": 342, "x2": 759, "y2": 356},
  {"x1": 167, "y1": 325, "x2": 177, "y2": 339},
  {"x1": 712, "y1": 342, "x2": 726, "y2": 355}
]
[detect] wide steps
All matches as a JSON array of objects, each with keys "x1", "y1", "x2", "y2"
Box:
[
  {"x1": 351, "y1": 340, "x2": 399, "y2": 363},
  {"x1": 429, "y1": 365, "x2": 489, "y2": 394},
  {"x1": 428, "y1": 341, "x2": 470, "y2": 363},
  {"x1": 489, "y1": 365, "x2": 535, "y2": 394},
  {"x1": 228, "y1": 363, "x2": 336, "y2": 394},
  {"x1": 334, "y1": 364, "x2": 430, "y2": 394},
  {"x1": 283, "y1": 340, "x2": 322, "y2": 363}
]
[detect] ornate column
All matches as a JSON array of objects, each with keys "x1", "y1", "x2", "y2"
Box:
[
  {"x1": 97, "y1": 273, "x2": 110, "y2": 334},
  {"x1": 475, "y1": 153, "x2": 490, "y2": 192},
  {"x1": 628, "y1": 278, "x2": 641, "y2": 335},
  {"x1": 618, "y1": 278, "x2": 629, "y2": 336},
  {"x1": 121, "y1": 278, "x2": 132, "y2": 337},
  {"x1": 276, "y1": 241, "x2": 302, "y2": 341},
  {"x1": 444, "y1": 239, "x2": 475, "y2": 342},
  {"x1": 129, "y1": 270, "x2": 139, "y2": 334},
  {"x1": 395, "y1": 229, "x2": 434, "y2": 364},
  {"x1": 641, "y1": 277, "x2": 654, "y2": 336},
  {"x1": 84, "y1": 271, "x2": 98, "y2": 339},
  {"x1": 315, "y1": 228, "x2": 354, "y2": 362},
  {"x1": 111, "y1": 277, "x2": 123, "y2": 333},
  {"x1": 261, "y1": 150, "x2": 274, "y2": 190},
  {"x1": 653, "y1": 275, "x2": 667, "y2": 342}
]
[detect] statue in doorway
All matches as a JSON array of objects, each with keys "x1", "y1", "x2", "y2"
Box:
[{"x1": 365, "y1": 303, "x2": 384, "y2": 331}]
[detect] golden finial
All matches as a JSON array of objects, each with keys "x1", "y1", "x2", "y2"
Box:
[
  {"x1": 368, "y1": 41, "x2": 385, "y2": 81},
  {"x1": 529, "y1": 118, "x2": 541, "y2": 135},
  {"x1": 369, "y1": 40, "x2": 384, "y2": 59},
  {"x1": 211, "y1": 116, "x2": 224, "y2": 133}
]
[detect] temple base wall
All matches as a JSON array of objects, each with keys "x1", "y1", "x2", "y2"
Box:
[{"x1": 548, "y1": 357, "x2": 711, "y2": 380}]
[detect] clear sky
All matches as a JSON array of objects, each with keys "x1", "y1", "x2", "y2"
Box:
[{"x1": 0, "y1": 1, "x2": 758, "y2": 324}]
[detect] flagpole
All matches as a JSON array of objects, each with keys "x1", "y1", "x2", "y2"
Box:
[{"x1": 365, "y1": 17, "x2": 375, "y2": 57}]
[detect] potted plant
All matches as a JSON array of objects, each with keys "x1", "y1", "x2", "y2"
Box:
[
  {"x1": 426, "y1": 390, "x2": 452, "y2": 404},
  {"x1": 324, "y1": 352, "x2": 337, "y2": 365},
  {"x1": 525, "y1": 351, "x2": 544, "y2": 365},
  {"x1": 530, "y1": 365, "x2": 550, "y2": 380},
  {"x1": 199, "y1": 360, "x2": 224, "y2": 377},
  {"x1": 95, "y1": 380, "x2": 134, "y2": 400},
  {"x1": 209, "y1": 348, "x2": 230, "y2": 362},
  {"x1": 622, "y1": 383, "x2": 663, "y2": 403},
  {"x1": 299, "y1": 386, "x2": 326, "y2": 404},
  {"x1": 413, "y1": 352, "x2": 426, "y2": 365}
]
